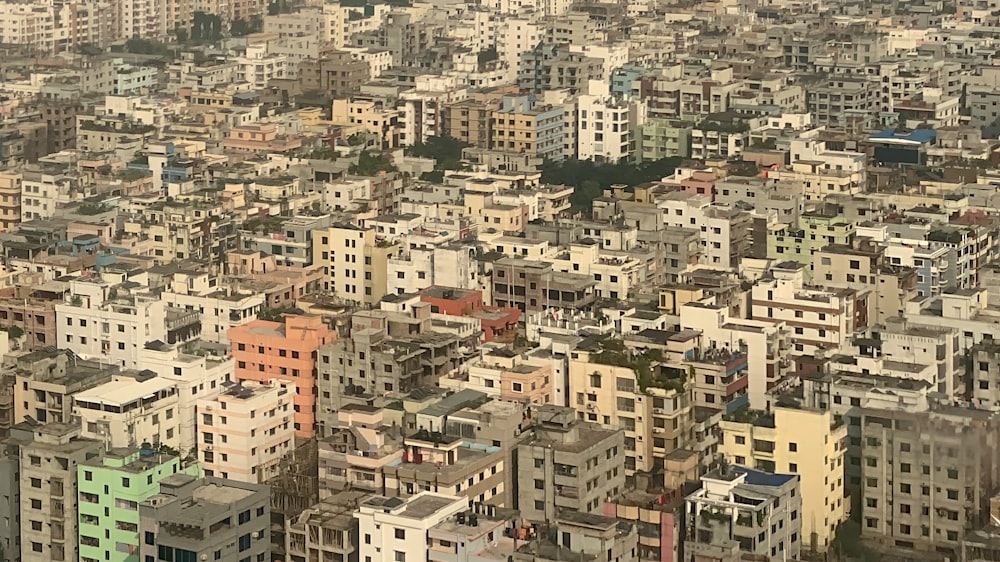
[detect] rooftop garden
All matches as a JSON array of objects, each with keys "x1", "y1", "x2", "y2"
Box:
[
  {"x1": 81, "y1": 121, "x2": 156, "y2": 135},
  {"x1": 591, "y1": 339, "x2": 686, "y2": 392},
  {"x1": 697, "y1": 119, "x2": 750, "y2": 134},
  {"x1": 724, "y1": 405, "x2": 775, "y2": 428}
]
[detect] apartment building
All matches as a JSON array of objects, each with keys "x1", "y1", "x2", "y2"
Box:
[
  {"x1": 684, "y1": 466, "x2": 802, "y2": 562},
  {"x1": 355, "y1": 493, "x2": 467, "y2": 562},
  {"x1": 196, "y1": 379, "x2": 296, "y2": 483},
  {"x1": 454, "y1": 345, "x2": 552, "y2": 404},
  {"x1": 56, "y1": 277, "x2": 176, "y2": 369},
  {"x1": 138, "y1": 475, "x2": 270, "y2": 562},
  {"x1": 659, "y1": 192, "x2": 753, "y2": 268},
  {"x1": 229, "y1": 314, "x2": 336, "y2": 438},
  {"x1": 20, "y1": 422, "x2": 102, "y2": 562},
  {"x1": 383, "y1": 428, "x2": 506, "y2": 503},
  {"x1": 73, "y1": 371, "x2": 181, "y2": 450},
  {"x1": 12, "y1": 348, "x2": 117, "y2": 426},
  {"x1": 568, "y1": 337, "x2": 695, "y2": 475},
  {"x1": 576, "y1": 81, "x2": 645, "y2": 163},
  {"x1": 516, "y1": 405, "x2": 624, "y2": 522},
  {"x1": 286, "y1": 489, "x2": 370, "y2": 562},
  {"x1": 318, "y1": 405, "x2": 403, "y2": 497},
  {"x1": 720, "y1": 404, "x2": 847, "y2": 552},
  {"x1": 767, "y1": 204, "x2": 856, "y2": 272},
  {"x1": 491, "y1": 95, "x2": 565, "y2": 161},
  {"x1": 299, "y1": 51, "x2": 370, "y2": 97},
  {"x1": 312, "y1": 223, "x2": 397, "y2": 305},
  {"x1": 518, "y1": 43, "x2": 602, "y2": 95},
  {"x1": 859, "y1": 404, "x2": 1000, "y2": 559},
  {"x1": 491, "y1": 257, "x2": 596, "y2": 312},
  {"x1": 78, "y1": 448, "x2": 201, "y2": 562},
  {"x1": 751, "y1": 262, "x2": 858, "y2": 358}
]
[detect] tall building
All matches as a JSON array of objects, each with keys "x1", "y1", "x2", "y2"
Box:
[
  {"x1": 139, "y1": 475, "x2": 271, "y2": 562},
  {"x1": 516, "y1": 405, "x2": 625, "y2": 523},
  {"x1": 859, "y1": 403, "x2": 1000, "y2": 559},
  {"x1": 229, "y1": 315, "x2": 336, "y2": 438},
  {"x1": 684, "y1": 466, "x2": 802, "y2": 562},
  {"x1": 312, "y1": 223, "x2": 398, "y2": 305},
  {"x1": 196, "y1": 379, "x2": 296, "y2": 483},
  {"x1": 20, "y1": 422, "x2": 102, "y2": 562},
  {"x1": 355, "y1": 493, "x2": 467, "y2": 562},
  {"x1": 78, "y1": 447, "x2": 202, "y2": 562},
  {"x1": 12, "y1": 348, "x2": 117, "y2": 426},
  {"x1": 719, "y1": 404, "x2": 847, "y2": 553}
]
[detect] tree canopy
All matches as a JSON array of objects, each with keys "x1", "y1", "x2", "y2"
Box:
[
  {"x1": 539, "y1": 156, "x2": 684, "y2": 211},
  {"x1": 350, "y1": 151, "x2": 397, "y2": 176},
  {"x1": 406, "y1": 136, "x2": 471, "y2": 182}
]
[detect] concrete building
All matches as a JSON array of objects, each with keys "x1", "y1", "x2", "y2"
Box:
[
  {"x1": 312, "y1": 223, "x2": 397, "y2": 305},
  {"x1": 355, "y1": 493, "x2": 467, "y2": 562},
  {"x1": 859, "y1": 404, "x2": 1000, "y2": 559},
  {"x1": 719, "y1": 405, "x2": 847, "y2": 553},
  {"x1": 516, "y1": 405, "x2": 625, "y2": 523},
  {"x1": 20, "y1": 422, "x2": 102, "y2": 562},
  {"x1": 684, "y1": 466, "x2": 802, "y2": 562},
  {"x1": 196, "y1": 379, "x2": 296, "y2": 483},
  {"x1": 139, "y1": 475, "x2": 271, "y2": 562},
  {"x1": 229, "y1": 315, "x2": 336, "y2": 438},
  {"x1": 78, "y1": 447, "x2": 201, "y2": 562},
  {"x1": 73, "y1": 371, "x2": 181, "y2": 450},
  {"x1": 750, "y1": 262, "x2": 858, "y2": 359},
  {"x1": 286, "y1": 489, "x2": 370, "y2": 562},
  {"x1": 491, "y1": 95, "x2": 565, "y2": 161},
  {"x1": 11, "y1": 348, "x2": 117, "y2": 426}
]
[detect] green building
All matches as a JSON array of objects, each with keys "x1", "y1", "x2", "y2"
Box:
[
  {"x1": 767, "y1": 203, "x2": 855, "y2": 275},
  {"x1": 637, "y1": 118, "x2": 692, "y2": 161},
  {"x1": 78, "y1": 447, "x2": 201, "y2": 562}
]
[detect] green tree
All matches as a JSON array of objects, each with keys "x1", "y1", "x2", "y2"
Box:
[
  {"x1": 5, "y1": 325, "x2": 23, "y2": 339},
  {"x1": 230, "y1": 18, "x2": 252, "y2": 36},
  {"x1": 405, "y1": 136, "x2": 471, "y2": 171},
  {"x1": 539, "y1": 156, "x2": 683, "y2": 212},
  {"x1": 350, "y1": 151, "x2": 397, "y2": 176}
]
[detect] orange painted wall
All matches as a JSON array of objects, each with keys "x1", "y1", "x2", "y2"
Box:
[{"x1": 228, "y1": 315, "x2": 336, "y2": 438}]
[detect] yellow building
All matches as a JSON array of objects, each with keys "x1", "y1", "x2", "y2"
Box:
[
  {"x1": 0, "y1": 170, "x2": 20, "y2": 231},
  {"x1": 719, "y1": 405, "x2": 847, "y2": 553},
  {"x1": 568, "y1": 335, "x2": 697, "y2": 476},
  {"x1": 313, "y1": 224, "x2": 397, "y2": 305},
  {"x1": 331, "y1": 98, "x2": 401, "y2": 149}
]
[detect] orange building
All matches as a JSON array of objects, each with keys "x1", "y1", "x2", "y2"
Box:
[
  {"x1": 418, "y1": 286, "x2": 521, "y2": 343},
  {"x1": 228, "y1": 315, "x2": 336, "y2": 438}
]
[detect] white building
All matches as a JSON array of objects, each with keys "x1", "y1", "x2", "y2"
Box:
[
  {"x1": 356, "y1": 493, "x2": 467, "y2": 562},
  {"x1": 56, "y1": 277, "x2": 169, "y2": 369},
  {"x1": 197, "y1": 379, "x2": 296, "y2": 483},
  {"x1": 576, "y1": 80, "x2": 644, "y2": 163},
  {"x1": 73, "y1": 372, "x2": 181, "y2": 449},
  {"x1": 138, "y1": 342, "x2": 233, "y2": 453}
]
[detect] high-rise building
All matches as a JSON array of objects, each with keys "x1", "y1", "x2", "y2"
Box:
[
  {"x1": 77, "y1": 447, "x2": 201, "y2": 562},
  {"x1": 139, "y1": 475, "x2": 270, "y2": 562},
  {"x1": 516, "y1": 405, "x2": 625, "y2": 522},
  {"x1": 229, "y1": 315, "x2": 336, "y2": 438},
  {"x1": 20, "y1": 423, "x2": 102, "y2": 562}
]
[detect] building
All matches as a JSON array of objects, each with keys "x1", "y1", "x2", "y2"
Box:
[
  {"x1": 197, "y1": 379, "x2": 296, "y2": 483},
  {"x1": 138, "y1": 475, "x2": 271, "y2": 562},
  {"x1": 78, "y1": 447, "x2": 201, "y2": 562},
  {"x1": 20, "y1": 422, "x2": 102, "y2": 562},
  {"x1": 312, "y1": 223, "x2": 397, "y2": 305},
  {"x1": 286, "y1": 490, "x2": 371, "y2": 562},
  {"x1": 355, "y1": 493, "x2": 467, "y2": 562},
  {"x1": 229, "y1": 315, "x2": 336, "y2": 438},
  {"x1": 516, "y1": 405, "x2": 625, "y2": 523},
  {"x1": 73, "y1": 371, "x2": 181, "y2": 450},
  {"x1": 491, "y1": 95, "x2": 564, "y2": 161},
  {"x1": 859, "y1": 403, "x2": 1000, "y2": 559},
  {"x1": 684, "y1": 466, "x2": 802, "y2": 562},
  {"x1": 719, "y1": 404, "x2": 847, "y2": 553},
  {"x1": 12, "y1": 348, "x2": 117, "y2": 426}
]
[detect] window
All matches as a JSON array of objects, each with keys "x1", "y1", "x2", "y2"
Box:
[
  {"x1": 238, "y1": 534, "x2": 251, "y2": 552},
  {"x1": 394, "y1": 552, "x2": 406, "y2": 562},
  {"x1": 394, "y1": 528, "x2": 405, "y2": 539},
  {"x1": 239, "y1": 510, "x2": 251, "y2": 524},
  {"x1": 512, "y1": 382, "x2": 522, "y2": 392},
  {"x1": 789, "y1": 443, "x2": 797, "y2": 452}
]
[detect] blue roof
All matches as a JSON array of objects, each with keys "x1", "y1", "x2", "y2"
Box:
[
  {"x1": 733, "y1": 465, "x2": 798, "y2": 487},
  {"x1": 869, "y1": 128, "x2": 936, "y2": 144}
]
